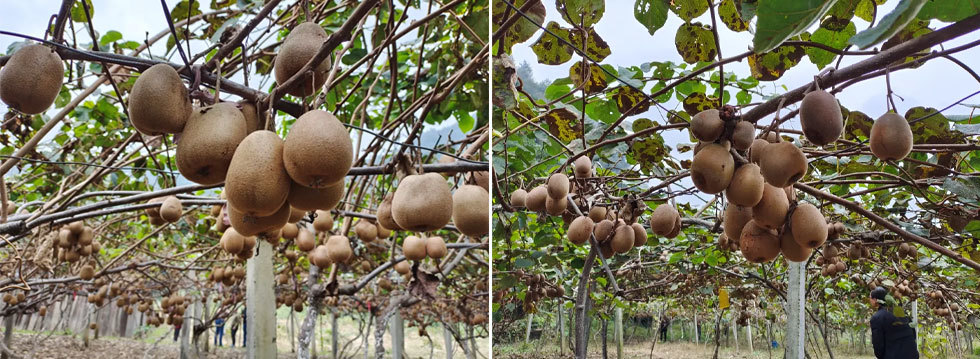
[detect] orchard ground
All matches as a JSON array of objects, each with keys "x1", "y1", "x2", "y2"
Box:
[
  {"x1": 5, "y1": 306, "x2": 485, "y2": 358},
  {"x1": 494, "y1": 341, "x2": 879, "y2": 359}
]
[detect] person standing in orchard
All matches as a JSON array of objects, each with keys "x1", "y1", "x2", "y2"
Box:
[{"x1": 869, "y1": 287, "x2": 919, "y2": 358}]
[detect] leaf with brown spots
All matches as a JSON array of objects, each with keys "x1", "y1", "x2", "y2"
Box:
[
  {"x1": 669, "y1": 0, "x2": 709, "y2": 21},
  {"x1": 719, "y1": 0, "x2": 750, "y2": 32},
  {"x1": 612, "y1": 86, "x2": 650, "y2": 116},
  {"x1": 531, "y1": 21, "x2": 574, "y2": 65},
  {"x1": 569, "y1": 61, "x2": 608, "y2": 94},
  {"x1": 675, "y1": 23, "x2": 717, "y2": 64},
  {"x1": 543, "y1": 107, "x2": 583, "y2": 143},
  {"x1": 747, "y1": 44, "x2": 805, "y2": 81},
  {"x1": 682, "y1": 92, "x2": 717, "y2": 116}
]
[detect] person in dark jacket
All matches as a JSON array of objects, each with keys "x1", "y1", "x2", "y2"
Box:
[{"x1": 869, "y1": 287, "x2": 919, "y2": 359}]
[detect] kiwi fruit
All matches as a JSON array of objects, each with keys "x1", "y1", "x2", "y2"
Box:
[
  {"x1": 213, "y1": 267, "x2": 225, "y2": 282},
  {"x1": 376, "y1": 223, "x2": 392, "y2": 239},
  {"x1": 176, "y1": 103, "x2": 248, "y2": 184},
  {"x1": 717, "y1": 232, "x2": 729, "y2": 250},
  {"x1": 372, "y1": 195, "x2": 400, "y2": 231},
  {"x1": 631, "y1": 223, "x2": 647, "y2": 247},
  {"x1": 283, "y1": 110, "x2": 352, "y2": 187},
  {"x1": 237, "y1": 101, "x2": 265, "y2": 133},
  {"x1": 510, "y1": 189, "x2": 527, "y2": 208},
  {"x1": 525, "y1": 185, "x2": 548, "y2": 212},
  {"x1": 79, "y1": 244, "x2": 93, "y2": 256},
  {"x1": 228, "y1": 202, "x2": 290, "y2": 237},
  {"x1": 78, "y1": 227, "x2": 94, "y2": 246},
  {"x1": 282, "y1": 222, "x2": 300, "y2": 239},
  {"x1": 759, "y1": 142, "x2": 807, "y2": 187},
  {"x1": 390, "y1": 173, "x2": 453, "y2": 231},
  {"x1": 394, "y1": 260, "x2": 411, "y2": 275},
  {"x1": 869, "y1": 112, "x2": 913, "y2": 161},
  {"x1": 325, "y1": 235, "x2": 352, "y2": 263},
  {"x1": 221, "y1": 228, "x2": 247, "y2": 254},
  {"x1": 450, "y1": 184, "x2": 489, "y2": 237},
  {"x1": 0, "y1": 44, "x2": 63, "y2": 114},
  {"x1": 732, "y1": 121, "x2": 755, "y2": 151},
  {"x1": 159, "y1": 196, "x2": 183, "y2": 223},
  {"x1": 780, "y1": 231, "x2": 812, "y2": 262},
  {"x1": 402, "y1": 236, "x2": 427, "y2": 260},
  {"x1": 790, "y1": 202, "x2": 828, "y2": 249},
  {"x1": 748, "y1": 139, "x2": 768, "y2": 164},
  {"x1": 691, "y1": 109, "x2": 724, "y2": 142},
  {"x1": 69, "y1": 221, "x2": 84, "y2": 235},
  {"x1": 665, "y1": 216, "x2": 682, "y2": 238},
  {"x1": 846, "y1": 243, "x2": 863, "y2": 260},
  {"x1": 426, "y1": 236, "x2": 448, "y2": 259},
  {"x1": 567, "y1": 216, "x2": 594, "y2": 245},
  {"x1": 574, "y1": 156, "x2": 593, "y2": 178},
  {"x1": 588, "y1": 206, "x2": 608, "y2": 222},
  {"x1": 225, "y1": 130, "x2": 290, "y2": 216},
  {"x1": 274, "y1": 22, "x2": 331, "y2": 97},
  {"x1": 751, "y1": 184, "x2": 789, "y2": 230},
  {"x1": 722, "y1": 205, "x2": 751, "y2": 244},
  {"x1": 799, "y1": 90, "x2": 843, "y2": 146},
  {"x1": 739, "y1": 220, "x2": 781, "y2": 263},
  {"x1": 310, "y1": 245, "x2": 332, "y2": 268},
  {"x1": 611, "y1": 221, "x2": 634, "y2": 253},
  {"x1": 544, "y1": 195, "x2": 567, "y2": 216},
  {"x1": 128, "y1": 64, "x2": 192, "y2": 134},
  {"x1": 598, "y1": 240, "x2": 615, "y2": 258},
  {"x1": 313, "y1": 210, "x2": 334, "y2": 232},
  {"x1": 547, "y1": 173, "x2": 570, "y2": 199},
  {"x1": 593, "y1": 219, "x2": 614, "y2": 242},
  {"x1": 690, "y1": 143, "x2": 735, "y2": 194},
  {"x1": 764, "y1": 132, "x2": 781, "y2": 143},
  {"x1": 145, "y1": 197, "x2": 164, "y2": 219},
  {"x1": 784, "y1": 186, "x2": 796, "y2": 202},
  {"x1": 726, "y1": 164, "x2": 764, "y2": 207},
  {"x1": 649, "y1": 204, "x2": 679, "y2": 236},
  {"x1": 355, "y1": 220, "x2": 378, "y2": 242},
  {"x1": 469, "y1": 171, "x2": 490, "y2": 191},
  {"x1": 80, "y1": 264, "x2": 95, "y2": 280}
]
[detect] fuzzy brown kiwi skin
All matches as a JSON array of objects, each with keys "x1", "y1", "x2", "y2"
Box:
[
  {"x1": 224, "y1": 130, "x2": 290, "y2": 217},
  {"x1": 390, "y1": 173, "x2": 453, "y2": 232},
  {"x1": 739, "y1": 220, "x2": 780, "y2": 263},
  {"x1": 588, "y1": 206, "x2": 608, "y2": 222},
  {"x1": 790, "y1": 202, "x2": 828, "y2": 249},
  {"x1": 780, "y1": 230, "x2": 812, "y2": 262},
  {"x1": 574, "y1": 156, "x2": 593, "y2": 178},
  {"x1": 547, "y1": 173, "x2": 570, "y2": 199},
  {"x1": 732, "y1": 121, "x2": 755, "y2": 151},
  {"x1": 282, "y1": 110, "x2": 353, "y2": 188},
  {"x1": 759, "y1": 142, "x2": 808, "y2": 188},
  {"x1": 510, "y1": 189, "x2": 528, "y2": 207},
  {"x1": 0, "y1": 44, "x2": 63, "y2": 114},
  {"x1": 751, "y1": 184, "x2": 789, "y2": 230},
  {"x1": 545, "y1": 195, "x2": 567, "y2": 216},
  {"x1": 610, "y1": 221, "x2": 635, "y2": 253},
  {"x1": 525, "y1": 185, "x2": 548, "y2": 212},
  {"x1": 799, "y1": 90, "x2": 844, "y2": 146},
  {"x1": 452, "y1": 185, "x2": 490, "y2": 237},
  {"x1": 723, "y1": 204, "x2": 752, "y2": 244},
  {"x1": 593, "y1": 219, "x2": 614, "y2": 243},
  {"x1": 690, "y1": 143, "x2": 735, "y2": 194},
  {"x1": 176, "y1": 103, "x2": 248, "y2": 185},
  {"x1": 649, "y1": 205, "x2": 678, "y2": 236},
  {"x1": 274, "y1": 22, "x2": 331, "y2": 97},
  {"x1": 567, "y1": 216, "x2": 594, "y2": 245},
  {"x1": 691, "y1": 109, "x2": 725, "y2": 142},
  {"x1": 128, "y1": 64, "x2": 193, "y2": 135},
  {"x1": 725, "y1": 163, "x2": 764, "y2": 207},
  {"x1": 631, "y1": 223, "x2": 647, "y2": 247},
  {"x1": 869, "y1": 112, "x2": 913, "y2": 161}
]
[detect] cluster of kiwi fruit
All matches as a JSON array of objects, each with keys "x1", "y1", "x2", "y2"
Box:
[
  {"x1": 159, "y1": 294, "x2": 191, "y2": 326},
  {"x1": 1, "y1": 291, "x2": 27, "y2": 306},
  {"x1": 845, "y1": 241, "x2": 870, "y2": 260},
  {"x1": 815, "y1": 244, "x2": 847, "y2": 277},
  {"x1": 386, "y1": 170, "x2": 489, "y2": 241},
  {"x1": 896, "y1": 242, "x2": 918, "y2": 259},
  {"x1": 0, "y1": 43, "x2": 64, "y2": 114},
  {"x1": 55, "y1": 221, "x2": 100, "y2": 263},
  {"x1": 277, "y1": 290, "x2": 306, "y2": 312},
  {"x1": 925, "y1": 290, "x2": 958, "y2": 318},
  {"x1": 800, "y1": 89, "x2": 914, "y2": 161},
  {"x1": 401, "y1": 235, "x2": 447, "y2": 261},
  {"x1": 210, "y1": 265, "x2": 246, "y2": 286},
  {"x1": 144, "y1": 196, "x2": 184, "y2": 225},
  {"x1": 514, "y1": 270, "x2": 565, "y2": 304},
  {"x1": 86, "y1": 280, "x2": 124, "y2": 307}
]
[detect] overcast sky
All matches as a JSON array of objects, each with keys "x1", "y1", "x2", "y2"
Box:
[{"x1": 508, "y1": 1, "x2": 980, "y2": 202}]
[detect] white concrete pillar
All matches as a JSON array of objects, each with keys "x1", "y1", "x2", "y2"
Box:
[
  {"x1": 390, "y1": 311, "x2": 404, "y2": 359},
  {"x1": 444, "y1": 322, "x2": 454, "y2": 359},
  {"x1": 693, "y1": 312, "x2": 699, "y2": 344},
  {"x1": 785, "y1": 261, "x2": 806, "y2": 359},
  {"x1": 747, "y1": 319, "x2": 753, "y2": 352},
  {"x1": 615, "y1": 308, "x2": 623, "y2": 359},
  {"x1": 246, "y1": 240, "x2": 276, "y2": 359}
]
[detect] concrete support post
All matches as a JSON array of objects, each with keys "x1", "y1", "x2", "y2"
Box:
[
  {"x1": 786, "y1": 261, "x2": 806, "y2": 359},
  {"x1": 747, "y1": 319, "x2": 753, "y2": 353},
  {"x1": 246, "y1": 240, "x2": 276, "y2": 359},
  {"x1": 614, "y1": 308, "x2": 623, "y2": 359},
  {"x1": 390, "y1": 311, "x2": 404, "y2": 359},
  {"x1": 524, "y1": 314, "x2": 533, "y2": 343},
  {"x1": 444, "y1": 322, "x2": 454, "y2": 359}
]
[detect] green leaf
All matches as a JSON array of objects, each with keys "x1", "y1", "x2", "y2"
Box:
[
  {"x1": 634, "y1": 0, "x2": 669, "y2": 35},
  {"x1": 823, "y1": 0, "x2": 861, "y2": 31},
  {"x1": 630, "y1": 118, "x2": 669, "y2": 169},
  {"x1": 531, "y1": 22, "x2": 574, "y2": 65},
  {"x1": 70, "y1": 0, "x2": 94, "y2": 22},
  {"x1": 719, "y1": 0, "x2": 750, "y2": 32},
  {"x1": 543, "y1": 107, "x2": 583, "y2": 143},
  {"x1": 557, "y1": 0, "x2": 606, "y2": 28},
  {"x1": 753, "y1": 0, "x2": 838, "y2": 53},
  {"x1": 99, "y1": 30, "x2": 122, "y2": 47},
  {"x1": 916, "y1": 0, "x2": 980, "y2": 21},
  {"x1": 669, "y1": 0, "x2": 709, "y2": 21},
  {"x1": 458, "y1": 111, "x2": 475, "y2": 133},
  {"x1": 170, "y1": 0, "x2": 202, "y2": 22},
  {"x1": 806, "y1": 22, "x2": 856, "y2": 69},
  {"x1": 570, "y1": 27, "x2": 612, "y2": 62},
  {"x1": 674, "y1": 22, "x2": 717, "y2": 64},
  {"x1": 514, "y1": 258, "x2": 535, "y2": 268},
  {"x1": 849, "y1": 0, "x2": 927, "y2": 49},
  {"x1": 748, "y1": 44, "x2": 805, "y2": 81}
]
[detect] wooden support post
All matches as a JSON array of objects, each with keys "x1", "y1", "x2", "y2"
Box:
[
  {"x1": 246, "y1": 240, "x2": 276, "y2": 359},
  {"x1": 390, "y1": 311, "x2": 404, "y2": 359},
  {"x1": 444, "y1": 322, "x2": 454, "y2": 359},
  {"x1": 786, "y1": 261, "x2": 806, "y2": 359},
  {"x1": 615, "y1": 308, "x2": 623, "y2": 359},
  {"x1": 525, "y1": 313, "x2": 533, "y2": 343}
]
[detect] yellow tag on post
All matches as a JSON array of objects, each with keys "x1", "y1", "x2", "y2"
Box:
[{"x1": 719, "y1": 288, "x2": 730, "y2": 309}]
